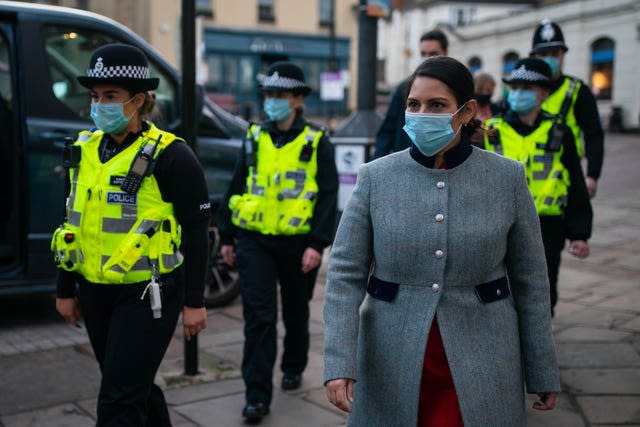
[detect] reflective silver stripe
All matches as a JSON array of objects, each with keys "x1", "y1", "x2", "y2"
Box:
[
  {"x1": 161, "y1": 252, "x2": 183, "y2": 269},
  {"x1": 69, "y1": 251, "x2": 77, "y2": 264},
  {"x1": 68, "y1": 168, "x2": 80, "y2": 210},
  {"x1": 535, "y1": 143, "x2": 546, "y2": 150},
  {"x1": 121, "y1": 203, "x2": 137, "y2": 219},
  {"x1": 302, "y1": 191, "x2": 317, "y2": 200},
  {"x1": 305, "y1": 130, "x2": 318, "y2": 143},
  {"x1": 102, "y1": 218, "x2": 137, "y2": 233},
  {"x1": 77, "y1": 132, "x2": 92, "y2": 142},
  {"x1": 68, "y1": 210, "x2": 82, "y2": 226},
  {"x1": 251, "y1": 186, "x2": 265, "y2": 196},
  {"x1": 288, "y1": 217, "x2": 302, "y2": 227},
  {"x1": 78, "y1": 249, "x2": 85, "y2": 263},
  {"x1": 135, "y1": 220, "x2": 159, "y2": 234},
  {"x1": 544, "y1": 196, "x2": 554, "y2": 206}
]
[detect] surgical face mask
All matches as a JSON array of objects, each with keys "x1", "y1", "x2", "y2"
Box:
[
  {"x1": 541, "y1": 56, "x2": 560, "y2": 77},
  {"x1": 507, "y1": 89, "x2": 538, "y2": 114},
  {"x1": 263, "y1": 98, "x2": 292, "y2": 121},
  {"x1": 403, "y1": 104, "x2": 466, "y2": 157},
  {"x1": 90, "y1": 97, "x2": 136, "y2": 135}
]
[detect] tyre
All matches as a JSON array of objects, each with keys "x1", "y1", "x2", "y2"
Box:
[{"x1": 204, "y1": 226, "x2": 240, "y2": 307}]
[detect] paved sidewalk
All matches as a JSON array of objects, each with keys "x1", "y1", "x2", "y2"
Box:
[{"x1": 1, "y1": 134, "x2": 639, "y2": 426}]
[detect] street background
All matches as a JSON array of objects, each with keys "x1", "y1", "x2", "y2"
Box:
[{"x1": 0, "y1": 132, "x2": 639, "y2": 426}]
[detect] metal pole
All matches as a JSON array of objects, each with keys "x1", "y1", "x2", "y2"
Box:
[
  {"x1": 357, "y1": 0, "x2": 377, "y2": 111},
  {"x1": 328, "y1": 0, "x2": 337, "y2": 127},
  {"x1": 181, "y1": 0, "x2": 199, "y2": 376}
]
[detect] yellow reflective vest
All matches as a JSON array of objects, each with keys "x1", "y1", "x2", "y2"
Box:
[
  {"x1": 484, "y1": 117, "x2": 570, "y2": 216},
  {"x1": 51, "y1": 123, "x2": 183, "y2": 284},
  {"x1": 229, "y1": 123, "x2": 322, "y2": 235},
  {"x1": 542, "y1": 76, "x2": 583, "y2": 157}
]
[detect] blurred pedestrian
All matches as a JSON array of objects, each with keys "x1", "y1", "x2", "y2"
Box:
[
  {"x1": 217, "y1": 61, "x2": 338, "y2": 423},
  {"x1": 530, "y1": 19, "x2": 604, "y2": 198},
  {"x1": 484, "y1": 58, "x2": 592, "y2": 315},
  {"x1": 474, "y1": 71, "x2": 501, "y2": 121},
  {"x1": 324, "y1": 56, "x2": 560, "y2": 426},
  {"x1": 374, "y1": 29, "x2": 448, "y2": 158},
  {"x1": 53, "y1": 43, "x2": 209, "y2": 426}
]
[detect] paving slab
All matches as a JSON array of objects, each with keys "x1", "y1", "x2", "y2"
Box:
[
  {"x1": 164, "y1": 378, "x2": 245, "y2": 406},
  {"x1": 576, "y1": 396, "x2": 640, "y2": 425},
  {"x1": 562, "y1": 369, "x2": 640, "y2": 394},
  {"x1": 554, "y1": 326, "x2": 633, "y2": 342},
  {"x1": 553, "y1": 306, "x2": 635, "y2": 329},
  {"x1": 524, "y1": 393, "x2": 585, "y2": 427},
  {"x1": 173, "y1": 390, "x2": 345, "y2": 427},
  {"x1": 557, "y1": 342, "x2": 640, "y2": 368},
  {"x1": 0, "y1": 347, "x2": 100, "y2": 415},
  {"x1": 0, "y1": 404, "x2": 94, "y2": 427},
  {"x1": 620, "y1": 316, "x2": 640, "y2": 332}
]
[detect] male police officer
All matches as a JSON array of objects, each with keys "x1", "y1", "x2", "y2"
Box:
[
  {"x1": 218, "y1": 62, "x2": 338, "y2": 422},
  {"x1": 374, "y1": 29, "x2": 449, "y2": 158},
  {"x1": 530, "y1": 19, "x2": 604, "y2": 198}
]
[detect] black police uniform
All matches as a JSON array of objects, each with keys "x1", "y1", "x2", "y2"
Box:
[
  {"x1": 57, "y1": 121, "x2": 211, "y2": 426},
  {"x1": 374, "y1": 79, "x2": 412, "y2": 158},
  {"x1": 217, "y1": 111, "x2": 338, "y2": 409}
]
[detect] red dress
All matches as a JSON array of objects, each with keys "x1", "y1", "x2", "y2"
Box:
[
  {"x1": 417, "y1": 318, "x2": 465, "y2": 426},
  {"x1": 417, "y1": 160, "x2": 464, "y2": 427}
]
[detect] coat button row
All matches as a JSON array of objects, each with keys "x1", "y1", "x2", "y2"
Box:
[
  {"x1": 437, "y1": 181, "x2": 445, "y2": 189},
  {"x1": 435, "y1": 214, "x2": 444, "y2": 222},
  {"x1": 435, "y1": 250, "x2": 444, "y2": 258},
  {"x1": 431, "y1": 283, "x2": 440, "y2": 292}
]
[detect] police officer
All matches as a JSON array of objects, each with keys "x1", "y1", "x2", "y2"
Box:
[
  {"x1": 374, "y1": 29, "x2": 449, "y2": 158},
  {"x1": 530, "y1": 19, "x2": 604, "y2": 198},
  {"x1": 217, "y1": 61, "x2": 338, "y2": 422},
  {"x1": 484, "y1": 58, "x2": 593, "y2": 315},
  {"x1": 53, "y1": 44, "x2": 210, "y2": 426}
]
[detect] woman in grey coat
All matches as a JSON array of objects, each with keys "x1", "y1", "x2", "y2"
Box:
[{"x1": 323, "y1": 57, "x2": 560, "y2": 427}]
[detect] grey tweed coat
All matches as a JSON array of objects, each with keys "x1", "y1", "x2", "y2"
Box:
[{"x1": 323, "y1": 147, "x2": 560, "y2": 427}]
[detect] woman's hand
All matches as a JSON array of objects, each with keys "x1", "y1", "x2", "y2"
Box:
[
  {"x1": 56, "y1": 297, "x2": 82, "y2": 328},
  {"x1": 568, "y1": 240, "x2": 589, "y2": 259},
  {"x1": 220, "y1": 244, "x2": 235, "y2": 267},
  {"x1": 325, "y1": 378, "x2": 355, "y2": 413},
  {"x1": 301, "y1": 247, "x2": 322, "y2": 273},
  {"x1": 183, "y1": 306, "x2": 207, "y2": 341},
  {"x1": 532, "y1": 392, "x2": 558, "y2": 410}
]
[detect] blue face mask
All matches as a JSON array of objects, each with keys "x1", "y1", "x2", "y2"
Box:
[
  {"x1": 263, "y1": 98, "x2": 292, "y2": 122},
  {"x1": 540, "y1": 56, "x2": 560, "y2": 77},
  {"x1": 402, "y1": 104, "x2": 465, "y2": 157},
  {"x1": 90, "y1": 98, "x2": 135, "y2": 134},
  {"x1": 507, "y1": 89, "x2": 538, "y2": 114}
]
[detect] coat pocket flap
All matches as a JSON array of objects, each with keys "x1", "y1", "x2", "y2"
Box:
[
  {"x1": 367, "y1": 276, "x2": 399, "y2": 302},
  {"x1": 474, "y1": 277, "x2": 510, "y2": 303}
]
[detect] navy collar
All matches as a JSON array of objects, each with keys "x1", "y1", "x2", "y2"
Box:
[{"x1": 409, "y1": 136, "x2": 473, "y2": 169}]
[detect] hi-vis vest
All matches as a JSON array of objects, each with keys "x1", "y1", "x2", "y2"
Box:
[
  {"x1": 229, "y1": 123, "x2": 322, "y2": 235},
  {"x1": 542, "y1": 76, "x2": 583, "y2": 157},
  {"x1": 51, "y1": 123, "x2": 184, "y2": 284},
  {"x1": 484, "y1": 117, "x2": 570, "y2": 216}
]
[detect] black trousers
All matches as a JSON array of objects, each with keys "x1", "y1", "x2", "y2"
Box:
[
  {"x1": 76, "y1": 269, "x2": 183, "y2": 427},
  {"x1": 539, "y1": 216, "x2": 566, "y2": 314},
  {"x1": 236, "y1": 232, "x2": 316, "y2": 405}
]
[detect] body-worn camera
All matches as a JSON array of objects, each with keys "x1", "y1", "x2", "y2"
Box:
[{"x1": 546, "y1": 122, "x2": 565, "y2": 152}]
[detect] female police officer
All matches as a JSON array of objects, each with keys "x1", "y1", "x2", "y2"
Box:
[{"x1": 53, "y1": 44, "x2": 209, "y2": 426}]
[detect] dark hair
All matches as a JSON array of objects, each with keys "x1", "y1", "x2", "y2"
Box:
[
  {"x1": 405, "y1": 56, "x2": 480, "y2": 137},
  {"x1": 420, "y1": 29, "x2": 449, "y2": 52}
]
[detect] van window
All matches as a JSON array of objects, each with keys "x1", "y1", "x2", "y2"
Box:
[{"x1": 42, "y1": 26, "x2": 178, "y2": 127}]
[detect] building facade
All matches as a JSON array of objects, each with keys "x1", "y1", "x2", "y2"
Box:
[{"x1": 378, "y1": 0, "x2": 640, "y2": 129}]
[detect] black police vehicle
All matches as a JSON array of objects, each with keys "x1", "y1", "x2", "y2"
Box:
[{"x1": 0, "y1": 1, "x2": 243, "y2": 306}]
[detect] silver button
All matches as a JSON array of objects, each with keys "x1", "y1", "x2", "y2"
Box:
[
  {"x1": 437, "y1": 181, "x2": 445, "y2": 189},
  {"x1": 435, "y1": 214, "x2": 444, "y2": 222},
  {"x1": 496, "y1": 289, "x2": 502, "y2": 296},
  {"x1": 435, "y1": 250, "x2": 444, "y2": 258},
  {"x1": 432, "y1": 283, "x2": 440, "y2": 292}
]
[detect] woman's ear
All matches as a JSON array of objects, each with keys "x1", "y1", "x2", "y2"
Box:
[{"x1": 462, "y1": 99, "x2": 478, "y2": 124}]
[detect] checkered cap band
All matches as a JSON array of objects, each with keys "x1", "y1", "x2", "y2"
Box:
[
  {"x1": 87, "y1": 65, "x2": 151, "y2": 80},
  {"x1": 262, "y1": 73, "x2": 306, "y2": 89},
  {"x1": 508, "y1": 65, "x2": 549, "y2": 83}
]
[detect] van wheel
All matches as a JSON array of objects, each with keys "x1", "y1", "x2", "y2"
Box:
[{"x1": 204, "y1": 226, "x2": 240, "y2": 307}]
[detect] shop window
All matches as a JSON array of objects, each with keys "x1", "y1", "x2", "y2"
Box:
[
  {"x1": 590, "y1": 37, "x2": 614, "y2": 100},
  {"x1": 258, "y1": 0, "x2": 275, "y2": 22},
  {"x1": 502, "y1": 51, "x2": 519, "y2": 75},
  {"x1": 468, "y1": 56, "x2": 482, "y2": 73}
]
